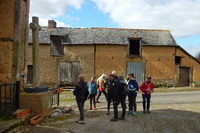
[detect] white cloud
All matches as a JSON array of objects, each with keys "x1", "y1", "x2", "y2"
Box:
[
  {"x1": 29, "y1": 0, "x2": 84, "y2": 26},
  {"x1": 92, "y1": 0, "x2": 200, "y2": 37}
]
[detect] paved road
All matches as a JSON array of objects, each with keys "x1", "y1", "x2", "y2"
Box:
[{"x1": 150, "y1": 91, "x2": 200, "y2": 104}]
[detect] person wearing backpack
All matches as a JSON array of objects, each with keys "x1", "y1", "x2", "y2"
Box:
[
  {"x1": 110, "y1": 75, "x2": 127, "y2": 121},
  {"x1": 140, "y1": 76, "x2": 154, "y2": 114},
  {"x1": 88, "y1": 77, "x2": 98, "y2": 110},
  {"x1": 105, "y1": 74, "x2": 119, "y2": 115},
  {"x1": 127, "y1": 73, "x2": 139, "y2": 116},
  {"x1": 73, "y1": 75, "x2": 89, "y2": 124},
  {"x1": 96, "y1": 74, "x2": 107, "y2": 103}
]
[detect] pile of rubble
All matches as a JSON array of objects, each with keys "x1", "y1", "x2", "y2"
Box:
[{"x1": 51, "y1": 106, "x2": 74, "y2": 118}]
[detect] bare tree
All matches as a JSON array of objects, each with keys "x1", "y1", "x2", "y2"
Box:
[{"x1": 196, "y1": 52, "x2": 200, "y2": 61}]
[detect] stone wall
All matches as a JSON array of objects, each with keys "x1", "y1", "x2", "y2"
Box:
[
  {"x1": 95, "y1": 45, "x2": 176, "y2": 86},
  {"x1": 0, "y1": 0, "x2": 29, "y2": 85},
  {"x1": 27, "y1": 44, "x2": 200, "y2": 87},
  {"x1": 0, "y1": 0, "x2": 15, "y2": 83},
  {"x1": 28, "y1": 44, "x2": 95, "y2": 87},
  {"x1": 175, "y1": 47, "x2": 200, "y2": 84}
]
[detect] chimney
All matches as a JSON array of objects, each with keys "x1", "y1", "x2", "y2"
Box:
[{"x1": 48, "y1": 20, "x2": 56, "y2": 28}]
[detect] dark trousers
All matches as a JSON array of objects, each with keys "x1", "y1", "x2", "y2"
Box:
[
  {"x1": 96, "y1": 90, "x2": 107, "y2": 101},
  {"x1": 89, "y1": 94, "x2": 96, "y2": 106},
  {"x1": 77, "y1": 101, "x2": 85, "y2": 120},
  {"x1": 113, "y1": 96, "x2": 126, "y2": 119},
  {"x1": 142, "y1": 94, "x2": 151, "y2": 111},
  {"x1": 128, "y1": 95, "x2": 137, "y2": 112},
  {"x1": 107, "y1": 95, "x2": 114, "y2": 112}
]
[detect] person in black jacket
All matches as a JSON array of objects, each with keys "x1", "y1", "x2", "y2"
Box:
[
  {"x1": 73, "y1": 75, "x2": 89, "y2": 124},
  {"x1": 105, "y1": 74, "x2": 119, "y2": 115},
  {"x1": 110, "y1": 75, "x2": 127, "y2": 121}
]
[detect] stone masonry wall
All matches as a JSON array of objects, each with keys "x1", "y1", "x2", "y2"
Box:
[
  {"x1": 175, "y1": 48, "x2": 200, "y2": 84},
  {"x1": 0, "y1": 0, "x2": 29, "y2": 85},
  {"x1": 28, "y1": 44, "x2": 95, "y2": 87},
  {"x1": 28, "y1": 44, "x2": 200, "y2": 87},
  {"x1": 0, "y1": 0, "x2": 15, "y2": 83},
  {"x1": 95, "y1": 45, "x2": 176, "y2": 86}
]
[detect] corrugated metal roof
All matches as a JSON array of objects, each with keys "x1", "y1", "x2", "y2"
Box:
[{"x1": 29, "y1": 27, "x2": 178, "y2": 46}]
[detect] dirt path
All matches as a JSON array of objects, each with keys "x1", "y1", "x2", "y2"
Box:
[{"x1": 13, "y1": 91, "x2": 200, "y2": 133}]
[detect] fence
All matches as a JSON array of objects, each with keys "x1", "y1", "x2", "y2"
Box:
[{"x1": 0, "y1": 81, "x2": 20, "y2": 113}]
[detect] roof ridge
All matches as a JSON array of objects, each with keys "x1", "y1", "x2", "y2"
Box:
[{"x1": 90, "y1": 27, "x2": 171, "y2": 32}]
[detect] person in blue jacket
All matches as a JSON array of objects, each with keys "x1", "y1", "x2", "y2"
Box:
[
  {"x1": 88, "y1": 77, "x2": 98, "y2": 110},
  {"x1": 127, "y1": 73, "x2": 139, "y2": 116}
]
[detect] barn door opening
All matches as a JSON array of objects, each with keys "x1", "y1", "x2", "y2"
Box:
[
  {"x1": 179, "y1": 67, "x2": 191, "y2": 87},
  {"x1": 59, "y1": 61, "x2": 80, "y2": 86},
  {"x1": 127, "y1": 62, "x2": 145, "y2": 86}
]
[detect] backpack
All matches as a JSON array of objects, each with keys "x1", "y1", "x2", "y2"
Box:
[{"x1": 122, "y1": 84, "x2": 129, "y2": 96}]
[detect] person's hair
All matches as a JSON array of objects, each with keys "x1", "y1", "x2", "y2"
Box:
[
  {"x1": 101, "y1": 74, "x2": 106, "y2": 78},
  {"x1": 147, "y1": 76, "x2": 152, "y2": 79},
  {"x1": 78, "y1": 75, "x2": 85, "y2": 82},
  {"x1": 91, "y1": 76, "x2": 96, "y2": 79},
  {"x1": 128, "y1": 73, "x2": 134, "y2": 78},
  {"x1": 119, "y1": 75, "x2": 124, "y2": 80},
  {"x1": 112, "y1": 71, "x2": 116, "y2": 74},
  {"x1": 109, "y1": 74, "x2": 114, "y2": 77}
]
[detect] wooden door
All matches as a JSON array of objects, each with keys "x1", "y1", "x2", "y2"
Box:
[
  {"x1": 179, "y1": 67, "x2": 190, "y2": 87},
  {"x1": 59, "y1": 61, "x2": 80, "y2": 86}
]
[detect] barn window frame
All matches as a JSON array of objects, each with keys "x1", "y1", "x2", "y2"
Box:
[
  {"x1": 128, "y1": 38, "x2": 142, "y2": 57},
  {"x1": 50, "y1": 35, "x2": 64, "y2": 56},
  {"x1": 175, "y1": 56, "x2": 182, "y2": 65}
]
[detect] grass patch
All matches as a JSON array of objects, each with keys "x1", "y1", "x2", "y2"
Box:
[
  {"x1": 45, "y1": 114, "x2": 77, "y2": 123},
  {"x1": 60, "y1": 98, "x2": 76, "y2": 102},
  {"x1": 0, "y1": 116, "x2": 14, "y2": 123}
]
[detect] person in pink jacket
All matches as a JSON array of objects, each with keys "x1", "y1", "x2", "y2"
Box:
[{"x1": 140, "y1": 76, "x2": 154, "y2": 114}]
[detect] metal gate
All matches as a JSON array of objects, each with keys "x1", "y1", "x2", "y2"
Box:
[
  {"x1": 59, "y1": 61, "x2": 80, "y2": 86},
  {"x1": 127, "y1": 62, "x2": 145, "y2": 86},
  {"x1": 0, "y1": 81, "x2": 20, "y2": 113},
  {"x1": 179, "y1": 67, "x2": 190, "y2": 87}
]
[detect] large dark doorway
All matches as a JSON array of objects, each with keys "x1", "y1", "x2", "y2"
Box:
[{"x1": 179, "y1": 67, "x2": 190, "y2": 87}]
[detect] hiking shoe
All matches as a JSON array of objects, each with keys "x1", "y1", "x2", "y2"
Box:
[
  {"x1": 132, "y1": 112, "x2": 137, "y2": 116},
  {"x1": 128, "y1": 111, "x2": 132, "y2": 115},
  {"x1": 94, "y1": 107, "x2": 97, "y2": 110},
  {"x1": 118, "y1": 117, "x2": 125, "y2": 120},
  {"x1": 110, "y1": 118, "x2": 118, "y2": 121},
  {"x1": 147, "y1": 110, "x2": 151, "y2": 113},
  {"x1": 78, "y1": 120, "x2": 85, "y2": 124},
  {"x1": 106, "y1": 112, "x2": 110, "y2": 115}
]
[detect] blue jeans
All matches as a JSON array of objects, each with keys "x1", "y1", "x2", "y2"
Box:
[{"x1": 142, "y1": 94, "x2": 151, "y2": 111}]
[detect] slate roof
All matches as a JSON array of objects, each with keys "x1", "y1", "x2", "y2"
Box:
[{"x1": 29, "y1": 27, "x2": 178, "y2": 46}]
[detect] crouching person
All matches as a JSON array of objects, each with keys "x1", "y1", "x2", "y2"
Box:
[
  {"x1": 110, "y1": 75, "x2": 127, "y2": 121},
  {"x1": 73, "y1": 75, "x2": 89, "y2": 124}
]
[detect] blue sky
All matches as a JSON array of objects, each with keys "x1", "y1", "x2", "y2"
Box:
[{"x1": 30, "y1": 0, "x2": 200, "y2": 57}]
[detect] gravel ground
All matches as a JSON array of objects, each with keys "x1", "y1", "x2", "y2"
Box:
[{"x1": 10, "y1": 91, "x2": 200, "y2": 133}]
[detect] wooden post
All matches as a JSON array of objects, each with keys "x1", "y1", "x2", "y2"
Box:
[{"x1": 30, "y1": 17, "x2": 41, "y2": 88}]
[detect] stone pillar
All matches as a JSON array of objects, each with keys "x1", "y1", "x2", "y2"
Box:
[{"x1": 30, "y1": 17, "x2": 41, "y2": 88}]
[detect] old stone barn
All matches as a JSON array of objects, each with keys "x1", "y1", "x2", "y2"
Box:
[{"x1": 28, "y1": 21, "x2": 200, "y2": 87}]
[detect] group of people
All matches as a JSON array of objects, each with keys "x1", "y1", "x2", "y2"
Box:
[{"x1": 73, "y1": 71, "x2": 154, "y2": 124}]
